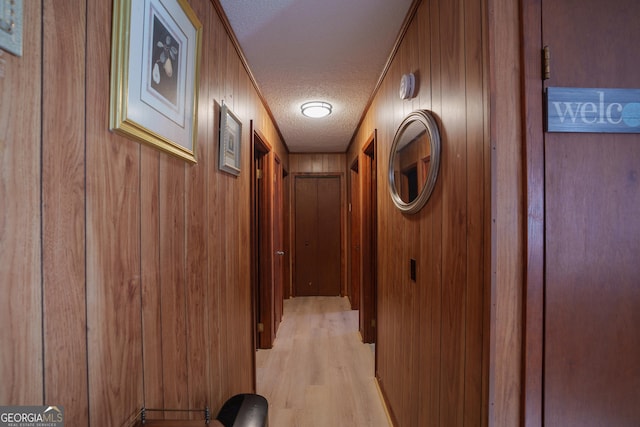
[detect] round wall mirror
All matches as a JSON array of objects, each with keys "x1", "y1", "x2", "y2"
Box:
[{"x1": 388, "y1": 109, "x2": 441, "y2": 214}]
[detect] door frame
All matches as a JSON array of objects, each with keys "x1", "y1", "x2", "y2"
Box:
[
  {"x1": 522, "y1": 0, "x2": 547, "y2": 424},
  {"x1": 250, "y1": 125, "x2": 277, "y2": 349},
  {"x1": 360, "y1": 131, "x2": 377, "y2": 344},
  {"x1": 282, "y1": 168, "x2": 291, "y2": 300},
  {"x1": 273, "y1": 154, "x2": 284, "y2": 332},
  {"x1": 348, "y1": 158, "x2": 361, "y2": 310}
]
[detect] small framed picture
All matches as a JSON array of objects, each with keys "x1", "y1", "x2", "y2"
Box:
[
  {"x1": 109, "y1": 0, "x2": 202, "y2": 163},
  {"x1": 0, "y1": 0, "x2": 23, "y2": 57},
  {"x1": 219, "y1": 103, "x2": 241, "y2": 176}
]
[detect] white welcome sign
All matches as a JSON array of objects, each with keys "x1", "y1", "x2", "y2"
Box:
[{"x1": 546, "y1": 87, "x2": 640, "y2": 133}]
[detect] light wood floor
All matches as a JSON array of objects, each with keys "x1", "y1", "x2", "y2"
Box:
[{"x1": 256, "y1": 296, "x2": 391, "y2": 427}]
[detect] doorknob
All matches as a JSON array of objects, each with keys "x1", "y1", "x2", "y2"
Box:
[{"x1": 276, "y1": 251, "x2": 285, "y2": 255}]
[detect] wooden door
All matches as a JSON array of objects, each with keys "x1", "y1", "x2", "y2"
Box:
[
  {"x1": 273, "y1": 155, "x2": 284, "y2": 331},
  {"x1": 283, "y1": 170, "x2": 291, "y2": 299},
  {"x1": 294, "y1": 176, "x2": 341, "y2": 296},
  {"x1": 541, "y1": 1, "x2": 640, "y2": 424},
  {"x1": 349, "y1": 161, "x2": 361, "y2": 310}
]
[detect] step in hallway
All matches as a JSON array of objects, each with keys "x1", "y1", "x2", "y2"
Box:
[{"x1": 256, "y1": 297, "x2": 391, "y2": 426}]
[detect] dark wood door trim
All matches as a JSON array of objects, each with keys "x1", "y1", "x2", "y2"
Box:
[
  {"x1": 249, "y1": 121, "x2": 258, "y2": 387},
  {"x1": 522, "y1": 0, "x2": 545, "y2": 425},
  {"x1": 282, "y1": 169, "x2": 291, "y2": 300},
  {"x1": 361, "y1": 131, "x2": 377, "y2": 344},
  {"x1": 273, "y1": 154, "x2": 284, "y2": 334},
  {"x1": 349, "y1": 158, "x2": 361, "y2": 310},
  {"x1": 251, "y1": 127, "x2": 276, "y2": 349}
]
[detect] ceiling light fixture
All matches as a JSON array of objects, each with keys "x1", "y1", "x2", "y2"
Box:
[{"x1": 301, "y1": 101, "x2": 332, "y2": 118}]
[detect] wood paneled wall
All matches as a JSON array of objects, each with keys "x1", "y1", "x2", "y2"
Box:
[
  {"x1": 0, "y1": 0, "x2": 43, "y2": 409},
  {"x1": 0, "y1": 1, "x2": 287, "y2": 425},
  {"x1": 488, "y1": 0, "x2": 524, "y2": 424},
  {"x1": 347, "y1": 0, "x2": 493, "y2": 425},
  {"x1": 288, "y1": 153, "x2": 346, "y2": 174}
]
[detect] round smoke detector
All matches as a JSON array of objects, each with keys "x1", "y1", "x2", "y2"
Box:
[{"x1": 399, "y1": 73, "x2": 415, "y2": 100}]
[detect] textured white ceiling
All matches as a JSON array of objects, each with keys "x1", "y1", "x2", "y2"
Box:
[{"x1": 219, "y1": 0, "x2": 414, "y2": 153}]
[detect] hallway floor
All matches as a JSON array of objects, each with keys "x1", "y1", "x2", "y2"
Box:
[{"x1": 256, "y1": 296, "x2": 391, "y2": 427}]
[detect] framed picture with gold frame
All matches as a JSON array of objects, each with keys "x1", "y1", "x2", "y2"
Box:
[{"x1": 109, "y1": 0, "x2": 202, "y2": 163}]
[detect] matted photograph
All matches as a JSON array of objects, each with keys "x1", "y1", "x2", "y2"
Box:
[
  {"x1": 110, "y1": 0, "x2": 202, "y2": 163},
  {"x1": 219, "y1": 103, "x2": 242, "y2": 176}
]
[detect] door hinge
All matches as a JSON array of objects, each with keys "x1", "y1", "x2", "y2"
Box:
[
  {"x1": 256, "y1": 169, "x2": 263, "y2": 179},
  {"x1": 542, "y1": 45, "x2": 551, "y2": 80},
  {"x1": 257, "y1": 323, "x2": 264, "y2": 333},
  {"x1": 371, "y1": 319, "x2": 376, "y2": 328}
]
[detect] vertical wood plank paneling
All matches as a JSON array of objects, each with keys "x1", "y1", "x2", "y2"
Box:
[
  {"x1": 377, "y1": 77, "x2": 403, "y2": 423},
  {"x1": 185, "y1": 0, "x2": 211, "y2": 414},
  {"x1": 416, "y1": 2, "x2": 433, "y2": 110},
  {"x1": 419, "y1": 2, "x2": 443, "y2": 425},
  {"x1": 159, "y1": 155, "x2": 188, "y2": 416},
  {"x1": 488, "y1": 0, "x2": 524, "y2": 424},
  {"x1": 348, "y1": 0, "x2": 489, "y2": 425},
  {"x1": 389, "y1": 38, "x2": 412, "y2": 420},
  {"x1": 42, "y1": 0, "x2": 88, "y2": 424},
  {"x1": 140, "y1": 146, "x2": 163, "y2": 415},
  {"x1": 481, "y1": 1, "x2": 492, "y2": 423},
  {"x1": 427, "y1": 0, "x2": 445, "y2": 423},
  {"x1": 222, "y1": 38, "x2": 240, "y2": 397},
  {"x1": 214, "y1": 37, "x2": 233, "y2": 399},
  {"x1": 2, "y1": 0, "x2": 287, "y2": 425},
  {"x1": 0, "y1": 0, "x2": 43, "y2": 407},
  {"x1": 86, "y1": 0, "x2": 143, "y2": 423},
  {"x1": 298, "y1": 155, "x2": 311, "y2": 172},
  {"x1": 439, "y1": 0, "x2": 468, "y2": 424},
  {"x1": 402, "y1": 29, "x2": 424, "y2": 422},
  {"x1": 206, "y1": 10, "x2": 225, "y2": 408},
  {"x1": 289, "y1": 154, "x2": 347, "y2": 175},
  {"x1": 463, "y1": 0, "x2": 487, "y2": 424},
  {"x1": 235, "y1": 60, "x2": 254, "y2": 394}
]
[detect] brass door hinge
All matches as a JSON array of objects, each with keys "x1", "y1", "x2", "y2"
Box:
[
  {"x1": 257, "y1": 323, "x2": 264, "y2": 332},
  {"x1": 543, "y1": 45, "x2": 551, "y2": 80},
  {"x1": 371, "y1": 319, "x2": 376, "y2": 328},
  {"x1": 256, "y1": 169, "x2": 263, "y2": 179}
]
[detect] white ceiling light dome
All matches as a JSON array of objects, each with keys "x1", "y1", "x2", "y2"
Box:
[{"x1": 301, "y1": 101, "x2": 332, "y2": 118}]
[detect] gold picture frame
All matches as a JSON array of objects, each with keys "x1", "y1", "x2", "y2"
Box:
[
  {"x1": 219, "y1": 103, "x2": 242, "y2": 176},
  {"x1": 110, "y1": 0, "x2": 202, "y2": 163}
]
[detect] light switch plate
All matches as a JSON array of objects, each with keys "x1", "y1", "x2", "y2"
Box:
[{"x1": 0, "y1": 0, "x2": 22, "y2": 57}]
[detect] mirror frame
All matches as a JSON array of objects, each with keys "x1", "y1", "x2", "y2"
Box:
[{"x1": 388, "y1": 109, "x2": 441, "y2": 214}]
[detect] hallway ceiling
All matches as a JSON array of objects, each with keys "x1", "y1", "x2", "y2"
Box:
[{"x1": 218, "y1": 0, "x2": 415, "y2": 153}]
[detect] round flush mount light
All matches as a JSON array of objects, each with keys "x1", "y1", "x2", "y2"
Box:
[{"x1": 301, "y1": 101, "x2": 332, "y2": 118}]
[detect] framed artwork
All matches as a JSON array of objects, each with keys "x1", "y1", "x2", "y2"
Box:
[
  {"x1": 110, "y1": 0, "x2": 202, "y2": 163},
  {"x1": 0, "y1": 0, "x2": 23, "y2": 57},
  {"x1": 219, "y1": 103, "x2": 242, "y2": 176}
]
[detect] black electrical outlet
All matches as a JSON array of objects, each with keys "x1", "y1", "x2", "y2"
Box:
[{"x1": 410, "y1": 258, "x2": 416, "y2": 281}]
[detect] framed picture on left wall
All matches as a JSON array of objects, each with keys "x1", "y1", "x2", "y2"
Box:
[
  {"x1": 218, "y1": 103, "x2": 242, "y2": 176},
  {"x1": 109, "y1": 0, "x2": 202, "y2": 163}
]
